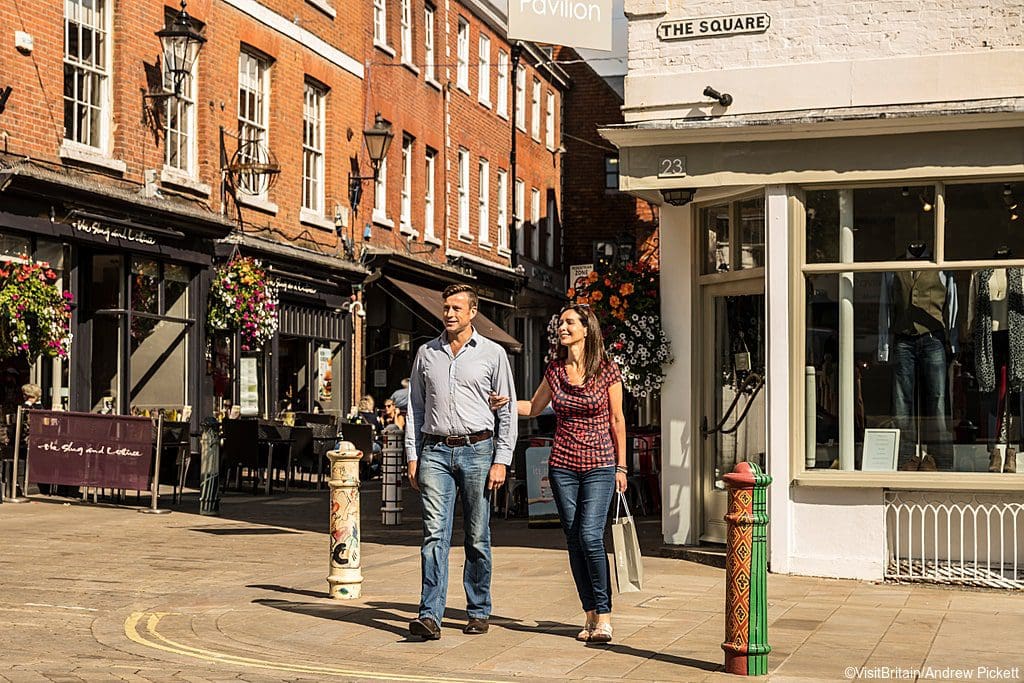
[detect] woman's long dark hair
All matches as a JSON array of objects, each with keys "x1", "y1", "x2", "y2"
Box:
[{"x1": 555, "y1": 304, "x2": 609, "y2": 383}]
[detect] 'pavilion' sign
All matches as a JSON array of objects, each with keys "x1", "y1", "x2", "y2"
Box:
[
  {"x1": 658, "y1": 13, "x2": 771, "y2": 42},
  {"x1": 509, "y1": 0, "x2": 613, "y2": 51}
]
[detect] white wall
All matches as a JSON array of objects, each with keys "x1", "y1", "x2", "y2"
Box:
[
  {"x1": 789, "y1": 487, "x2": 888, "y2": 581},
  {"x1": 659, "y1": 203, "x2": 697, "y2": 546}
]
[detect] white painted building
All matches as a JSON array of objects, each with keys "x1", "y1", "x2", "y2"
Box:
[{"x1": 604, "y1": 0, "x2": 1024, "y2": 585}]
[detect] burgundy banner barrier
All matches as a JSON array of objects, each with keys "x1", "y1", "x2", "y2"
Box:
[{"x1": 27, "y1": 411, "x2": 154, "y2": 490}]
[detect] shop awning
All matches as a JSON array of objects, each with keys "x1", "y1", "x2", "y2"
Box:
[{"x1": 383, "y1": 277, "x2": 523, "y2": 354}]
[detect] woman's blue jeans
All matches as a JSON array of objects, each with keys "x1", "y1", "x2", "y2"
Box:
[{"x1": 549, "y1": 465, "x2": 616, "y2": 614}]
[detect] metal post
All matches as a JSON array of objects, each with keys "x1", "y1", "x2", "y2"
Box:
[
  {"x1": 4, "y1": 406, "x2": 28, "y2": 503},
  {"x1": 722, "y1": 461, "x2": 772, "y2": 676},
  {"x1": 509, "y1": 41, "x2": 523, "y2": 268},
  {"x1": 139, "y1": 414, "x2": 171, "y2": 515},
  {"x1": 199, "y1": 417, "x2": 221, "y2": 516},
  {"x1": 381, "y1": 424, "x2": 403, "y2": 525},
  {"x1": 327, "y1": 441, "x2": 363, "y2": 599}
]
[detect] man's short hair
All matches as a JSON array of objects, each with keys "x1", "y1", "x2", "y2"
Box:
[{"x1": 442, "y1": 283, "x2": 479, "y2": 308}]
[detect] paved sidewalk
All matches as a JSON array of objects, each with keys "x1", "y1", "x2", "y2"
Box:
[{"x1": 1, "y1": 486, "x2": 1022, "y2": 682}]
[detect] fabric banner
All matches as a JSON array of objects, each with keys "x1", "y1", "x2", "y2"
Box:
[
  {"x1": 508, "y1": 0, "x2": 613, "y2": 51},
  {"x1": 27, "y1": 411, "x2": 154, "y2": 490}
]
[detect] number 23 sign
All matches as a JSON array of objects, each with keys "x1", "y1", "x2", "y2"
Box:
[{"x1": 658, "y1": 156, "x2": 686, "y2": 178}]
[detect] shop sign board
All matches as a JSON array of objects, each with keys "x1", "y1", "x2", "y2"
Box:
[
  {"x1": 71, "y1": 218, "x2": 158, "y2": 245},
  {"x1": 569, "y1": 263, "x2": 593, "y2": 289},
  {"x1": 27, "y1": 411, "x2": 154, "y2": 490},
  {"x1": 239, "y1": 357, "x2": 260, "y2": 416},
  {"x1": 508, "y1": 0, "x2": 613, "y2": 51},
  {"x1": 657, "y1": 13, "x2": 770, "y2": 42},
  {"x1": 317, "y1": 347, "x2": 333, "y2": 401},
  {"x1": 861, "y1": 428, "x2": 899, "y2": 471},
  {"x1": 525, "y1": 446, "x2": 560, "y2": 528}
]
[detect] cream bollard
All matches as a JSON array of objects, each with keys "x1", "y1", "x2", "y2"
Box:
[{"x1": 327, "y1": 442, "x2": 363, "y2": 599}]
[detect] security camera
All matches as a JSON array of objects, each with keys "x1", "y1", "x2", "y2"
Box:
[{"x1": 342, "y1": 300, "x2": 365, "y2": 318}]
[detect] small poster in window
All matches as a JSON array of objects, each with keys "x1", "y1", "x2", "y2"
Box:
[
  {"x1": 861, "y1": 429, "x2": 899, "y2": 471},
  {"x1": 317, "y1": 347, "x2": 333, "y2": 402},
  {"x1": 239, "y1": 357, "x2": 260, "y2": 417}
]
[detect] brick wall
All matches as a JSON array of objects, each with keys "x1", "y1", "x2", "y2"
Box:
[
  {"x1": 0, "y1": 0, "x2": 367, "y2": 254},
  {"x1": 363, "y1": 0, "x2": 566, "y2": 272},
  {"x1": 554, "y1": 47, "x2": 658, "y2": 271},
  {"x1": 625, "y1": 0, "x2": 1024, "y2": 77}
]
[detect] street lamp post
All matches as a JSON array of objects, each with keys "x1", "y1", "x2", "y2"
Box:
[
  {"x1": 154, "y1": 1, "x2": 205, "y2": 97},
  {"x1": 509, "y1": 43, "x2": 523, "y2": 269},
  {"x1": 345, "y1": 114, "x2": 395, "y2": 257}
]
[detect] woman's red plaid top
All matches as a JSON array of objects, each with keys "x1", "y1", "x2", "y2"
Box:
[{"x1": 545, "y1": 358, "x2": 622, "y2": 471}]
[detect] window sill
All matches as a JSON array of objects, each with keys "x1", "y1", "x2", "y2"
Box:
[
  {"x1": 423, "y1": 233, "x2": 442, "y2": 246},
  {"x1": 399, "y1": 221, "x2": 417, "y2": 236},
  {"x1": 516, "y1": 122, "x2": 527, "y2": 133},
  {"x1": 456, "y1": 83, "x2": 471, "y2": 96},
  {"x1": 236, "y1": 194, "x2": 279, "y2": 215},
  {"x1": 478, "y1": 239, "x2": 493, "y2": 250},
  {"x1": 478, "y1": 98, "x2": 492, "y2": 110},
  {"x1": 300, "y1": 208, "x2": 336, "y2": 231},
  {"x1": 160, "y1": 167, "x2": 211, "y2": 197},
  {"x1": 497, "y1": 110, "x2": 509, "y2": 121},
  {"x1": 497, "y1": 246, "x2": 512, "y2": 257},
  {"x1": 305, "y1": 0, "x2": 336, "y2": 18},
  {"x1": 425, "y1": 77, "x2": 442, "y2": 91},
  {"x1": 59, "y1": 142, "x2": 127, "y2": 175},
  {"x1": 531, "y1": 133, "x2": 541, "y2": 143},
  {"x1": 401, "y1": 60, "x2": 420, "y2": 76},
  {"x1": 457, "y1": 232, "x2": 474, "y2": 244},
  {"x1": 374, "y1": 41, "x2": 396, "y2": 57},
  {"x1": 373, "y1": 214, "x2": 394, "y2": 229},
  {"x1": 793, "y1": 471, "x2": 1024, "y2": 492}
]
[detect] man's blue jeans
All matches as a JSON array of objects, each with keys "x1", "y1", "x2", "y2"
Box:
[
  {"x1": 549, "y1": 465, "x2": 616, "y2": 614},
  {"x1": 892, "y1": 331, "x2": 951, "y2": 468},
  {"x1": 416, "y1": 438, "x2": 493, "y2": 626}
]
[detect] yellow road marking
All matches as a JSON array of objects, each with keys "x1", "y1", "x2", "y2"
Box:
[{"x1": 124, "y1": 611, "x2": 503, "y2": 682}]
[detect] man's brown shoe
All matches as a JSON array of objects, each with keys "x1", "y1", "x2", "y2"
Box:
[
  {"x1": 463, "y1": 618, "x2": 489, "y2": 635},
  {"x1": 899, "y1": 456, "x2": 920, "y2": 471},
  {"x1": 989, "y1": 450, "x2": 1004, "y2": 473},
  {"x1": 1005, "y1": 448, "x2": 1017, "y2": 474},
  {"x1": 409, "y1": 617, "x2": 441, "y2": 640},
  {"x1": 918, "y1": 454, "x2": 938, "y2": 471}
]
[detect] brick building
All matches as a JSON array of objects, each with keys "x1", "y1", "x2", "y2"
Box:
[
  {"x1": 0, "y1": 0, "x2": 368, "y2": 423},
  {"x1": 357, "y1": 0, "x2": 570, "y2": 401},
  {"x1": 553, "y1": 46, "x2": 658, "y2": 279}
]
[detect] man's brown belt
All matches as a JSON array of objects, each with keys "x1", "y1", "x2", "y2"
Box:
[{"x1": 423, "y1": 430, "x2": 493, "y2": 447}]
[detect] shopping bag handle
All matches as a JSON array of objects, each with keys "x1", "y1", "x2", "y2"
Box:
[{"x1": 615, "y1": 491, "x2": 633, "y2": 523}]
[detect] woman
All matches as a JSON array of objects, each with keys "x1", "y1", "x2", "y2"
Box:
[
  {"x1": 501, "y1": 304, "x2": 627, "y2": 643},
  {"x1": 381, "y1": 398, "x2": 405, "y2": 431}
]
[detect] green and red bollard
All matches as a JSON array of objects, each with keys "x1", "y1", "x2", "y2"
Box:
[{"x1": 722, "y1": 461, "x2": 772, "y2": 676}]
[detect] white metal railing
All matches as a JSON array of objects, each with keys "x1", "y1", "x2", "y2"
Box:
[{"x1": 885, "y1": 491, "x2": 1024, "y2": 589}]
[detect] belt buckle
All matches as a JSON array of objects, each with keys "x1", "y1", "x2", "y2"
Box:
[{"x1": 446, "y1": 435, "x2": 469, "y2": 447}]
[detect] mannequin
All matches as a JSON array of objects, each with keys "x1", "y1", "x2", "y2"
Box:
[
  {"x1": 878, "y1": 244, "x2": 958, "y2": 471},
  {"x1": 967, "y1": 250, "x2": 1023, "y2": 474}
]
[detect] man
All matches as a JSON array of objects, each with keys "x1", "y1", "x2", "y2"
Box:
[
  {"x1": 389, "y1": 378, "x2": 410, "y2": 411},
  {"x1": 405, "y1": 284, "x2": 517, "y2": 640}
]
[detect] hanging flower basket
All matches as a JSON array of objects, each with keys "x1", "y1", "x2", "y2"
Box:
[
  {"x1": 551, "y1": 259, "x2": 672, "y2": 398},
  {"x1": 0, "y1": 259, "x2": 73, "y2": 361},
  {"x1": 207, "y1": 256, "x2": 279, "y2": 352}
]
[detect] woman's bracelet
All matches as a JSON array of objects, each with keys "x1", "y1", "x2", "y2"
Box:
[{"x1": 615, "y1": 465, "x2": 628, "y2": 474}]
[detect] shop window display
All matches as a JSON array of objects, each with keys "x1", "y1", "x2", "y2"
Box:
[{"x1": 804, "y1": 181, "x2": 1024, "y2": 474}]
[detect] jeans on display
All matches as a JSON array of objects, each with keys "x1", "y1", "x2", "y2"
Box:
[
  {"x1": 549, "y1": 465, "x2": 616, "y2": 615},
  {"x1": 416, "y1": 438, "x2": 493, "y2": 627},
  {"x1": 892, "y1": 331, "x2": 951, "y2": 469}
]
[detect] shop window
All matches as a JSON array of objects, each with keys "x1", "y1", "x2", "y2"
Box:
[
  {"x1": 738, "y1": 197, "x2": 765, "y2": 270},
  {"x1": 0, "y1": 235, "x2": 31, "y2": 260},
  {"x1": 802, "y1": 180, "x2": 1024, "y2": 476},
  {"x1": 701, "y1": 204, "x2": 730, "y2": 274},
  {"x1": 702, "y1": 197, "x2": 766, "y2": 273}
]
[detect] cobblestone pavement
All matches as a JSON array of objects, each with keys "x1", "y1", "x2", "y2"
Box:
[{"x1": 1, "y1": 486, "x2": 1022, "y2": 682}]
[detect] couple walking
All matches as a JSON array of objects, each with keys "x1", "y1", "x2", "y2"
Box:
[{"x1": 404, "y1": 283, "x2": 627, "y2": 643}]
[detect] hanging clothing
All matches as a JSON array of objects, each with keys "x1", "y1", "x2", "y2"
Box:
[{"x1": 969, "y1": 268, "x2": 1024, "y2": 394}]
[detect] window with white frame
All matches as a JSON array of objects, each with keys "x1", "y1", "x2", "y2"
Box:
[
  {"x1": 424, "y1": 148, "x2": 437, "y2": 239},
  {"x1": 458, "y1": 148, "x2": 470, "y2": 238},
  {"x1": 478, "y1": 158, "x2": 490, "y2": 244},
  {"x1": 514, "y1": 178, "x2": 525, "y2": 255},
  {"x1": 424, "y1": 5, "x2": 435, "y2": 81},
  {"x1": 531, "y1": 78, "x2": 541, "y2": 140},
  {"x1": 545, "y1": 91, "x2": 555, "y2": 149},
  {"x1": 496, "y1": 50, "x2": 509, "y2": 118},
  {"x1": 497, "y1": 169, "x2": 509, "y2": 251},
  {"x1": 301, "y1": 81, "x2": 326, "y2": 213},
  {"x1": 478, "y1": 35, "x2": 491, "y2": 106},
  {"x1": 373, "y1": 0, "x2": 387, "y2": 45},
  {"x1": 373, "y1": 155, "x2": 388, "y2": 222},
  {"x1": 400, "y1": 0, "x2": 412, "y2": 63},
  {"x1": 546, "y1": 193, "x2": 556, "y2": 265},
  {"x1": 515, "y1": 66, "x2": 526, "y2": 130},
  {"x1": 64, "y1": 0, "x2": 110, "y2": 148},
  {"x1": 531, "y1": 187, "x2": 541, "y2": 258},
  {"x1": 400, "y1": 134, "x2": 413, "y2": 230},
  {"x1": 238, "y1": 50, "x2": 270, "y2": 197},
  {"x1": 456, "y1": 18, "x2": 469, "y2": 92},
  {"x1": 164, "y1": 10, "x2": 198, "y2": 174}
]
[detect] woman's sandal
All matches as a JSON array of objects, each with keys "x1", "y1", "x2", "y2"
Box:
[
  {"x1": 589, "y1": 622, "x2": 613, "y2": 644},
  {"x1": 576, "y1": 618, "x2": 597, "y2": 642}
]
